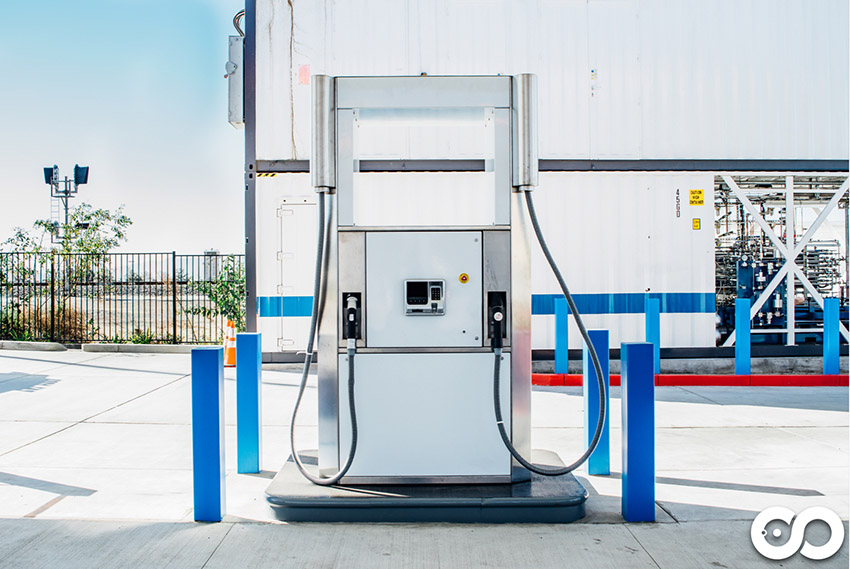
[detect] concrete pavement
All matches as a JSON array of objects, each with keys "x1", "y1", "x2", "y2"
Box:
[{"x1": 0, "y1": 350, "x2": 847, "y2": 568}]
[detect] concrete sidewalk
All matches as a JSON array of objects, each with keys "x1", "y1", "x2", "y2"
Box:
[{"x1": 0, "y1": 350, "x2": 847, "y2": 568}]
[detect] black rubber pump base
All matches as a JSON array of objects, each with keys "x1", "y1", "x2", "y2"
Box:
[{"x1": 266, "y1": 449, "x2": 587, "y2": 523}]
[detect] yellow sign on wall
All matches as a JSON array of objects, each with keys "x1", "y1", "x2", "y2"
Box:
[
  {"x1": 689, "y1": 189, "x2": 704, "y2": 206},
  {"x1": 692, "y1": 218, "x2": 701, "y2": 230}
]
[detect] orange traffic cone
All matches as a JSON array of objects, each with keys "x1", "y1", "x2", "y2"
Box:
[{"x1": 223, "y1": 320, "x2": 237, "y2": 367}]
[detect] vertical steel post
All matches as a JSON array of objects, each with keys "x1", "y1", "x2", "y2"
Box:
[
  {"x1": 785, "y1": 176, "x2": 796, "y2": 346},
  {"x1": 644, "y1": 297, "x2": 661, "y2": 374},
  {"x1": 621, "y1": 342, "x2": 655, "y2": 522},
  {"x1": 735, "y1": 298, "x2": 751, "y2": 375},
  {"x1": 191, "y1": 347, "x2": 226, "y2": 522},
  {"x1": 311, "y1": 75, "x2": 336, "y2": 191},
  {"x1": 312, "y1": 75, "x2": 338, "y2": 477},
  {"x1": 823, "y1": 298, "x2": 840, "y2": 375},
  {"x1": 50, "y1": 253, "x2": 56, "y2": 342},
  {"x1": 509, "y1": 74, "x2": 536, "y2": 484},
  {"x1": 844, "y1": 199, "x2": 850, "y2": 302},
  {"x1": 63, "y1": 178, "x2": 70, "y2": 229},
  {"x1": 244, "y1": 0, "x2": 258, "y2": 334},
  {"x1": 511, "y1": 74, "x2": 539, "y2": 189},
  {"x1": 583, "y1": 329, "x2": 609, "y2": 475},
  {"x1": 554, "y1": 296, "x2": 569, "y2": 374},
  {"x1": 236, "y1": 332, "x2": 262, "y2": 473},
  {"x1": 172, "y1": 252, "x2": 178, "y2": 344}
]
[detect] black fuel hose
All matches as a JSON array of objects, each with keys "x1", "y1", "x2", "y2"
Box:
[
  {"x1": 493, "y1": 190, "x2": 607, "y2": 476},
  {"x1": 289, "y1": 192, "x2": 359, "y2": 486}
]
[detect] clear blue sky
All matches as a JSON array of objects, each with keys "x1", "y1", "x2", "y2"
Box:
[{"x1": 0, "y1": 0, "x2": 245, "y2": 253}]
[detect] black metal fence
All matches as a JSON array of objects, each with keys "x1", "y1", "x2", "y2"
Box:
[{"x1": 0, "y1": 252, "x2": 245, "y2": 344}]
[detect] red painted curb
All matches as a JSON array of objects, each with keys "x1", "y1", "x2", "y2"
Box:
[
  {"x1": 750, "y1": 375, "x2": 841, "y2": 387},
  {"x1": 530, "y1": 374, "x2": 624, "y2": 386},
  {"x1": 531, "y1": 373, "x2": 849, "y2": 387},
  {"x1": 560, "y1": 374, "x2": 580, "y2": 386},
  {"x1": 656, "y1": 374, "x2": 749, "y2": 386},
  {"x1": 531, "y1": 373, "x2": 565, "y2": 386}
]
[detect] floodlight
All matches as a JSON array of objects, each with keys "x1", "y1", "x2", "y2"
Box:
[
  {"x1": 43, "y1": 165, "x2": 58, "y2": 185},
  {"x1": 74, "y1": 164, "x2": 89, "y2": 185}
]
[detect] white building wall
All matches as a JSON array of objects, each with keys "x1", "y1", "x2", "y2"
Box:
[
  {"x1": 255, "y1": 0, "x2": 850, "y2": 161},
  {"x1": 258, "y1": 171, "x2": 715, "y2": 350},
  {"x1": 255, "y1": 175, "x2": 316, "y2": 353},
  {"x1": 530, "y1": 172, "x2": 715, "y2": 349},
  {"x1": 250, "y1": 0, "x2": 848, "y2": 353}
]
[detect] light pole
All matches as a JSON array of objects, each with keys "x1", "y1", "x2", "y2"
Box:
[{"x1": 43, "y1": 164, "x2": 89, "y2": 242}]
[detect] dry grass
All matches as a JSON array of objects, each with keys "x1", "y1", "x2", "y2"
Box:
[
  {"x1": 0, "y1": 299, "x2": 90, "y2": 342},
  {"x1": 36, "y1": 305, "x2": 90, "y2": 340}
]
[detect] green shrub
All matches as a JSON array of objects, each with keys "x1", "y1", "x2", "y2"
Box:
[{"x1": 129, "y1": 329, "x2": 154, "y2": 344}]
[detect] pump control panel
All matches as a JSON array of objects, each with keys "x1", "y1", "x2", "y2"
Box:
[
  {"x1": 405, "y1": 280, "x2": 445, "y2": 315},
  {"x1": 365, "y1": 231, "x2": 482, "y2": 348}
]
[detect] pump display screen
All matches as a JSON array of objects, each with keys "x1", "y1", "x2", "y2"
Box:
[
  {"x1": 406, "y1": 281, "x2": 429, "y2": 305},
  {"x1": 404, "y1": 280, "x2": 445, "y2": 315}
]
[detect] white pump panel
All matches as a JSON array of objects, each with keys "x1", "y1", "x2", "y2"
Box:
[
  {"x1": 338, "y1": 353, "x2": 511, "y2": 479},
  {"x1": 366, "y1": 231, "x2": 483, "y2": 348}
]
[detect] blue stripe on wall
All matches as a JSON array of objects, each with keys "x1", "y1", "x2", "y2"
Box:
[
  {"x1": 531, "y1": 293, "x2": 715, "y2": 315},
  {"x1": 258, "y1": 293, "x2": 715, "y2": 318},
  {"x1": 257, "y1": 296, "x2": 313, "y2": 317}
]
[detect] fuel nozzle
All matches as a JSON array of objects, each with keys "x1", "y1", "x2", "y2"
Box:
[
  {"x1": 488, "y1": 291, "x2": 507, "y2": 351},
  {"x1": 345, "y1": 295, "x2": 359, "y2": 353},
  {"x1": 492, "y1": 309, "x2": 504, "y2": 350}
]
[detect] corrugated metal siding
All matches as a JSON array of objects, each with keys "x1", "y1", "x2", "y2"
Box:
[
  {"x1": 250, "y1": 0, "x2": 847, "y2": 351},
  {"x1": 355, "y1": 107, "x2": 493, "y2": 159},
  {"x1": 254, "y1": 0, "x2": 849, "y2": 161},
  {"x1": 538, "y1": 1, "x2": 592, "y2": 158},
  {"x1": 352, "y1": 173, "x2": 498, "y2": 226},
  {"x1": 531, "y1": 173, "x2": 713, "y2": 297},
  {"x1": 529, "y1": 172, "x2": 715, "y2": 348},
  {"x1": 638, "y1": 0, "x2": 850, "y2": 159},
  {"x1": 255, "y1": 176, "x2": 316, "y2": 352},
  {"x1": 255, "y1": 172, "x2": 715, "y2": 349},
  {"x1": 588, "y1": 0, "x2": 642, "y2": 158}
]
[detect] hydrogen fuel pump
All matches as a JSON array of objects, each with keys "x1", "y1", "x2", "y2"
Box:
[{"x1": 290, "y1": 74, "x2": 606, "y2": 486}]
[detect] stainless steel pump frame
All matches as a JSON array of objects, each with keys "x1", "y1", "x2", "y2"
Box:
[{"x1": 311, "y1": 74, "x2": 538, "y2": 484}]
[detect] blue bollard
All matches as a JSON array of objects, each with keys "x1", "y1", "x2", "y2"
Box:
[
  {"x1": 735, "y1": 298, "x2": 751, "y2": 375},
  {"x1": 555, "y1": 296, "x2": 569, "y2": 374},
  {"x1": 823, "y1": 298, "x2": 839, "y2": 375},
  {"x1": 236, "y1": 333, "x2": 263, "y2": 474},
  {"x1": 583, "y1": 329, "x2": 610, "y2": 475},
  {"x1": 621, "y1": 342, "x2": 655, "y2": 522},
  {"x1": 644, "y1": 297, "x2": 661, "y2": 374},
  {"x1": 191, "y1": 347, "x2": 225, "y2": 522}
]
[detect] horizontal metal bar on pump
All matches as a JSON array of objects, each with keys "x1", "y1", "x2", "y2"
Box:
[{"x1": 253, "y1": 159, "x2": 849, "y2": 174}]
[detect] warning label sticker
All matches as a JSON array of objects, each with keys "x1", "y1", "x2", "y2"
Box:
[
  {"x1": 689, "y1": 189, "x2": 704, "y2": 206},
  {"x1": 692, "y1": 218, "x2": 701, "y2": 230}
]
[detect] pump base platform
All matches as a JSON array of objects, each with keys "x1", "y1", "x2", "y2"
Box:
[{"x1": 266, "y1": 450, "x2": 587, "y2": 523}]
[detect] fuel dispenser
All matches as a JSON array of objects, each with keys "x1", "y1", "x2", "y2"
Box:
[{"x1": 288, "y1": 74, "x2": 605, "y2": 488}]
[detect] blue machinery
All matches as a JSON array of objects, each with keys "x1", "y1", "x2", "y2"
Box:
[{"x1": 716, "y1": 257, "x2": 848, "y2": 346}]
